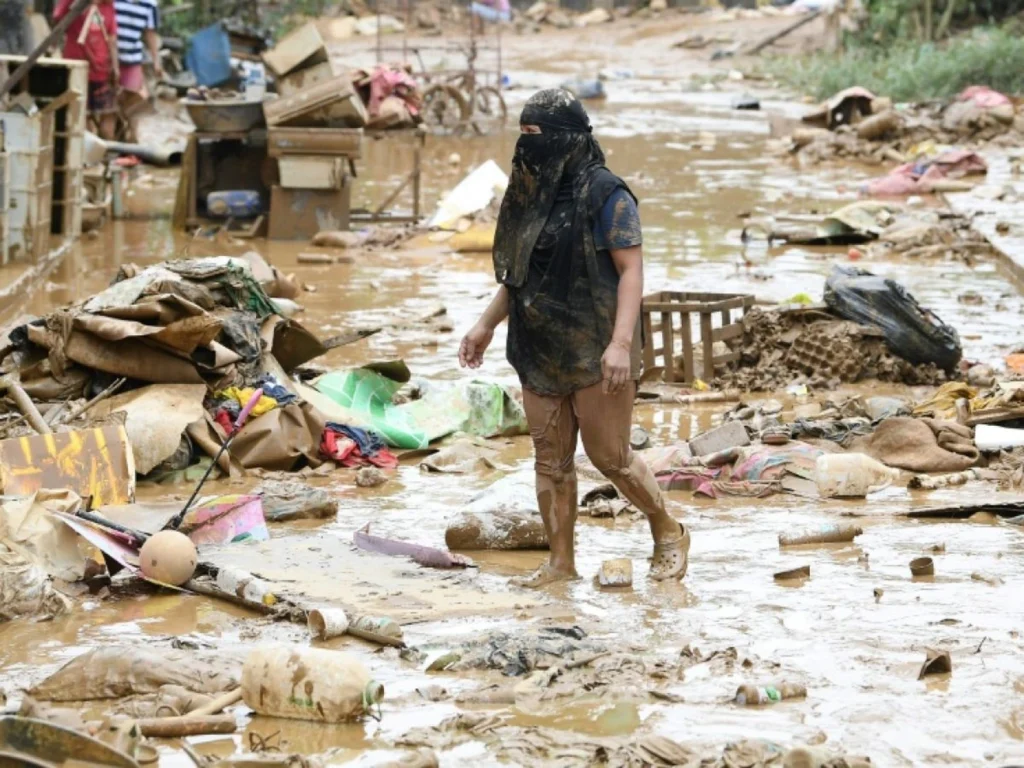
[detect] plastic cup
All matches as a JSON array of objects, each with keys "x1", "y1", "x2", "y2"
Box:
[
  {"x1": 308, "y1": 607, "x2": 350, "y2": 640},
  {"x1": 910, "y1": 557, "x2": 935, "y2": 577}
]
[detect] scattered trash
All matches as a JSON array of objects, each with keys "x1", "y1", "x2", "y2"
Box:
[
  {"x1": 688, "y1": 421, "x2": 750, "y2": 457},
  {"x1": 354, "y1": 524, "x2": 474, "y2": 569},
  {"x1": 779, "y1": 524, "x2": 862, "y2": 547},
  {"x1": 731, "y1": 94, "x2": 760, "y2": 111},
  {"x1": 975, "y1": 424, "x2": 1024, "y2": 451},
  {"x1": 910, "y1": 557, "x2": 935, "y2": 577},
  {"x1": 918, "y1": 648, "x2": 952, "y2": 679},
  {"x1": 734, "y1": 682, "x2": 807, "y2": 705},
  {"x1": 28, "y1": 646, "x2": 241, "y2": 701},
  {"x1": 139, "y1": 530, "x2": 197, "y2": 586},
  {"x1": 256, "y1": 480, "x2": 336, "y2": 521},
  {"x1": 824, "y1": 265, "x2": 962, "y2": 371},
  {"x1": 356, "y1": 466, "x2": 389, "y2": 487},
  {"x1": 814, "y1": 453, "x2": 899, "y2": 498},
  {"x1": 773, "y1": 565, "x2": 810, "y2": 581},
  {"x1": 596, "y1": 558, "x2": 633, "y2": 588},
  {"x1": 308, "y1": 607, "x2": 350, "y2": 640},
  {"x1": 445, "y1": 511, "x2": 548, "y2": 551},
  {"x1": 241, "y1": 646, "x2": 384, "y2": 722}
]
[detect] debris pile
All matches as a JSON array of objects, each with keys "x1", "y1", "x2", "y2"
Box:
[
  {"x1": 785, "y1": 85, "x2": 1023, "y2": 175},
  {"x1": 717, "y1": 305, "x2": 948, "y2": 392}
]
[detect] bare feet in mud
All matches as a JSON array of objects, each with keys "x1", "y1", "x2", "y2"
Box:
[{"x1": 512, "y1": 563, "x2": 581, "y2": 588}]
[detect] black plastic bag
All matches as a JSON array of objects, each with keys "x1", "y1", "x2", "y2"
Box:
[{"x1": 823, "y1": 266, "x2": 962, "y2": 371}]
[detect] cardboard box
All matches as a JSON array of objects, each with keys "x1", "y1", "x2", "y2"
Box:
[
  {"x1": 277, "y1": 156, "x2": 347, "y2": 190},
  {"x1": 263, "y1": 75, "x2": 367, "y2": 129},
  {"x1": 277, "y1": 59, "x2": 341, "y2": 99},
  {"x1": 261, "y1": 22, "x2": 328, "y2": 78},
  {"x1": 267, "y1": 127, "x2": 362, "y2": 159},
  {"x1": 268, "y1": 185, "x2": 351, "y2": 240}
]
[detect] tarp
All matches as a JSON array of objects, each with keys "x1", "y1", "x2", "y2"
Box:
[
  {"x1": 314, "y1": 364, "x2": 528, "y2": 450},
  {"x1": 428, "y1": 160, "x2": 509, "y2": 230}
]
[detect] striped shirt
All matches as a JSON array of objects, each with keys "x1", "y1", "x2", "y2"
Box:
[{"x1": 114, "y1": 0, "x2": 158, "y2": 65}]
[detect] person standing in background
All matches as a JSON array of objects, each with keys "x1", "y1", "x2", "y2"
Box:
[
  {"x1": 114, "y1": 0, "x2": 162, "y2": 98},
  {"x1": 55, "y1": 0, "x2": 118, "y2": 139},
  {"x1": 470, "y1": 0, "x2": 510, "y2": 34}
]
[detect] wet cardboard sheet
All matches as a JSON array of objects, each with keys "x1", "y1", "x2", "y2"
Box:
[{"x1": 200, "y1": 530, "x2": 543, "y2": 623}]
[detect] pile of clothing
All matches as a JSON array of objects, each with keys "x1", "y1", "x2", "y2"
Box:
[{"x1": 321, "y1": 423, "x2": 398, "y2": 469}]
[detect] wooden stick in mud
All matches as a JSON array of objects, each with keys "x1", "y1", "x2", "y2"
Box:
[
  {"x1": 745, "y1": 10, "x2": 822, "y2": 55},
  {"x1": 188, "y1": 688, "x2": 243, "y2": 717},
  {"x1": 56, "y1": 377, "x2": 127, "y2": 426},
  {"x1": 135, "y1": 714, "x2": 236, "y2": 737},
  {"x1": 0, "y1": 378, "x2": 51, "y2": 435}
]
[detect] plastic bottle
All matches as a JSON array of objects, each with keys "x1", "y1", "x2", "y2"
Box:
[
  {"x1": 778, "y1": 524, "x2": 863, "y2": 547},
  {"x1": 241, "y1": 646, "x2": 384, "y2": 722},
  {"x1": 244, "y1": 66, "x2": 266, "y2": 101},
  {"x1": 734, "y1": 682, "x2": 807, "y2": 705},
  {"x1": 814, "y1": 453, "x2": 900, "y2": 498}
]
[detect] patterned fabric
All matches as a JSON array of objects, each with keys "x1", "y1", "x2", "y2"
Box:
[{"x1": 114, "y1": 0, "x2": 158, "y2": 65}]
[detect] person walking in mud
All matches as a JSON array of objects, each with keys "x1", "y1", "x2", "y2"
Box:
[{"x1": 458, "y1": 88, "x2": 690, "y2": 588}]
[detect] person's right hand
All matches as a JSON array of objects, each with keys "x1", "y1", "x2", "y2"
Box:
[{"x1": 459, "y1": 322, "x2": 494, "y2": 369}]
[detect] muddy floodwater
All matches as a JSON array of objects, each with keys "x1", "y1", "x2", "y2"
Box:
[{"x1": 3, "y1": 27, "x2": 1024, "y2": 768}]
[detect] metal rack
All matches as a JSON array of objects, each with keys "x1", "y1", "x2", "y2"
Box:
[{"x1": 370, "y1": 0, "x2": 507, "y2": 135}]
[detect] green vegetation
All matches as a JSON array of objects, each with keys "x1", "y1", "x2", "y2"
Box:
[{"x1": 769, "y1": 26, "x2": 1024, "y2": 102}]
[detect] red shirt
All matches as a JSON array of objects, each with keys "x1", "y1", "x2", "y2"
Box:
[{"x1": 55, "y1": 0, "x2": 117, "y2": 83}]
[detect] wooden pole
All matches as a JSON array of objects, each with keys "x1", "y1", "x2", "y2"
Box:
[
  {"x1": 0, "y1": 0, "x2": 92, "y2": 100},
  {"x1": 0, "y1": 378, "x2": 51, "y2": 434},
  {"x1": 744, "y1": 10, "x2": 822, "y2": 55},
  {"x1": 135, "y1": 714, "x2": 236, "y2": 737}
]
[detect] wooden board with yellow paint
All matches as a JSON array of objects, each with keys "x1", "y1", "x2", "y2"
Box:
[{"x1": 0, "y1": 425, "x2": 135, "y2": 505}]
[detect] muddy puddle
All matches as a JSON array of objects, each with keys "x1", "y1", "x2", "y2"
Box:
[{"x1": 3, "y1": 43, "x2": 1024, "y2": 768}]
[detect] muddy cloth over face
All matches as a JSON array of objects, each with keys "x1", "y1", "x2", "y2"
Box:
[{"x1": 494, "y1": 89, "x2": 641, "y2": 396}]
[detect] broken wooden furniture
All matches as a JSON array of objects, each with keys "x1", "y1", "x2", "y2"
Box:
[
  {"x1": 0, "y1": 55, "x2": 87, "y2": 265},
  {"x1": 641, "y1": 291, "x2": 755, "y2": 384}
]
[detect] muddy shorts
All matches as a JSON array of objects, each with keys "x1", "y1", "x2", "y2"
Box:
[{"x1": 87, "y1": 81, "x2": 116, "y2": 114}]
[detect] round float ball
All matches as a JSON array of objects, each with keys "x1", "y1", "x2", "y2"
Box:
[{"x1": 140, "y1": 530, "x2": 198, "y2": 586}]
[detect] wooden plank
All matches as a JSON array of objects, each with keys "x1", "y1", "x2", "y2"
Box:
[
  {"x1": 680, "y1": 311, "x2": 693, "y2": 383},
  {"x1": 263, "y1": 74, "x2": 367, "y2": 129},
  {"x1": 277, "y1": 156, "x2": 346, "y2": 189},
  {"x1": 711, "y1": 324, "x2": 743, "y2": 343},
  {"x1": 641, "y1": 311, "x2": 655, "y2": 370},
  {"x1": 267, "y1": 127, "x2": 363, "y2": 159},
  {"x1": 700, "y1": 312, "x2": 714, "y2": 383},
  {"x1": 660, "y1": 311, "x2": 675, "y2": 383},
  {"x1": 713, "y1": 350, "x2": 741, "y2": 365},
  {"x1": 643, "y1": 296, "x2": 750, "y2": 313}
]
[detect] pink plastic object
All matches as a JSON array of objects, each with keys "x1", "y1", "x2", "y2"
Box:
[
  {"x1": 234, "y1": 388, "x2": 264, "y2": 434},
  {"x1": 181, "y1": 494, "x2": 269, "y2": 546}
]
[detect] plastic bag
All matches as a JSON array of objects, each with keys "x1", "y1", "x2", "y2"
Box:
[{"x1": 823, "y1": 266, "x2": 962, "y2": 371}]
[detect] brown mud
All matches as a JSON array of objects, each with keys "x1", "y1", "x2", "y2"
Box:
[{"x1": 2, "y1": 13, "x2": 1024, "y2": 768}]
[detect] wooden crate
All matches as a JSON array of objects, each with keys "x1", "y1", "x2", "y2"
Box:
[
  {"x1": 641, "y1": 291, "x2": 755, "y2": 384},
  {"x1": 1, "y1": 108, "x2": 55, "y2": 263}
]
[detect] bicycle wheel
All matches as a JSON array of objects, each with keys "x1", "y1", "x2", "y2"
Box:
[
  {"x1": 421, "y1": 84, "x2": 470, "y2": 135},
  {"x1": 472, "y1": 86, "x2": 508, "y2": 135}
]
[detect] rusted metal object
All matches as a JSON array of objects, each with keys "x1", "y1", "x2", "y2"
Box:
[{"x1": 0, "y1": 716, "x2": 139, "y2": 768}]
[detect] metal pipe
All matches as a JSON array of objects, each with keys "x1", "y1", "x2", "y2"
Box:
[{"x1": 103, "y1": 141, "x2": 185, "y2": 166}]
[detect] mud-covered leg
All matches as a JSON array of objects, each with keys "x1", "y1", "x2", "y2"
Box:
[{"x1": 513, "y1": 388, "x2": 581, "y2": 588}]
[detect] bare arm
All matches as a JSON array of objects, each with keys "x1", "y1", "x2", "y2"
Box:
[
  {"x1": 477, "y1": 284, "x2": 510, "y2": 330},
  {"x1": 601, "y1": 245, "x2": 643, "y2": 394},
  {"x1": 143, "y1": 28, "x2": 162, "y2": 75},
  {"x1": 459, "y1": 285, "x2": 509, "y2": 369},
  {"x1": 609, "y1": 245, "x2": 643, "y2": 347}
]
